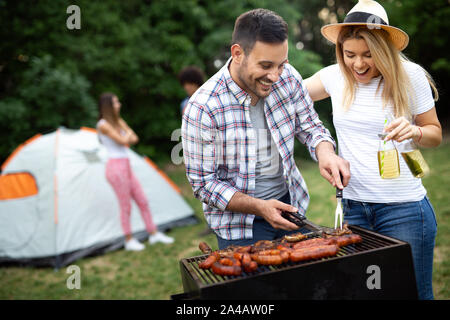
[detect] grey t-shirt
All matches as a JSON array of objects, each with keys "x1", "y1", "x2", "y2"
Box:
[{"x1": 249, "y1": 99, "x2": 288, "y2": 200}]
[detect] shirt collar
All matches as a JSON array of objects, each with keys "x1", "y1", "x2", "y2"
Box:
[{"x1": 222, "y1": 58, "x2": 251, "y2": 106}]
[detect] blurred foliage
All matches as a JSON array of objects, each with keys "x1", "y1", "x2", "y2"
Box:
[
  {"x1": 0, "y1": 55, "x2": 97, "y2": 157},
  {"x1": 292, "y1": 0, "x2": 449, "y2": 125},
  {"x1": 0, "y1": 0, "x2": 448, "y2": 164},
  {"x1": 382, "y1": 0, "x2": 450, "y2": 110}
]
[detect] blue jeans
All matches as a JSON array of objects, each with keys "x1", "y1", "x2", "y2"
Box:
[
  {"x1": 217, "y1": 192, "x2": 308, "y2": 249},
  {"x1": 342, "y1": 196, "x2": 437, "y2": 300}
]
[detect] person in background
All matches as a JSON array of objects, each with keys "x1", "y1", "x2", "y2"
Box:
[
  {"x1": 182, "y1": 9, "x2": 349, "y2": 250},
  {"x1": 177, "y1": 66, "x2": 213, "y2": 236},
  {"x1": 178, "y1": 66, "x2": 205, "y2": 115},
  {"x1": 304, "y1": 0, "x2": 441, "y2": 299},
  {"x1": 97, "y1": 92, "x2": 174, "y2": 251}
]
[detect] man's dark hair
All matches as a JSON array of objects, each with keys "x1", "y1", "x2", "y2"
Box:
[
  {"x1": 178, "y1": 66, "x2": 205, "y2": 87},
  {"x1": 231, "y1": 8, "x2": 288, "y2": 54}
]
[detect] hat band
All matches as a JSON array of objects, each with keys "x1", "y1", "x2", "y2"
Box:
[{"x1": 344, "y1": 11, "x2": 388, "y2": 25}]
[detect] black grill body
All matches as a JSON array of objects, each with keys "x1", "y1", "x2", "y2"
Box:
[{"x1": 175, "y1": 226, "x2": 418, "y2": 300}]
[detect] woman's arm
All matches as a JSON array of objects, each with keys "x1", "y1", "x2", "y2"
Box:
[
  {"x1": 384, "y1": 107, "x2": 442, "y2": 148},
  {"x1": 413, "y1": 108, "x2": 442, "y2": 147},
  {"x1": 118, "y1": 118, "x2": 139, "y2": 145},
  {"x1": 304, "y1": 72, "x2": 330, "y2": 102},
  {"x1": 98, "y1": 120, "x2": 133, "y2": 146}
]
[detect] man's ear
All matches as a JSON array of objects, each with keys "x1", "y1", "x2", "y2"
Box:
[{"x1": 231, "y1": 44, "x2": 245, "y2": 64}]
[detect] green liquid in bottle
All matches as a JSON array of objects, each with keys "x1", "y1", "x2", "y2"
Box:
[
  {"x1": 401, "y1": 150, "x2": 430, "y2": 178},
  {"x1": 378, "y1": 149, "x2": 400, "y2": 179}
]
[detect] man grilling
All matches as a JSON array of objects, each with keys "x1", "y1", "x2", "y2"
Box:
[{"x1": 182, "y1": 8, "x2": 350, "y2": 249}]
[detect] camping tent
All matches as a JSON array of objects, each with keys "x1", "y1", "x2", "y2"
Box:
[{"x1": 0, "y1": 127, "x2": 196, "y2": 268}]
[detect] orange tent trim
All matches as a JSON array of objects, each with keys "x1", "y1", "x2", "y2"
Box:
[
  {"x1": 80, "y1": 126, "x2": 97, "y2": 133},
  {"x1": 1, "y1": 134, "x2": 42, "y2": 171},
  {"x1": 144, "y1": 157, "x2": 182, "y2": 194},
  {"x1": 0, "y1": 172, "x2": 38, "y2": 200}
]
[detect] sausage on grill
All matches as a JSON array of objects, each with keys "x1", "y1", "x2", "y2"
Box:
[
  {"x1": 256, "y1": 249, "x2": 280, "y2": 256},
  {"x1": 243, "y1": 261, "x2": 258, "y2": 273},
  {"x1": 241, "y1": 253, "x2": 252, "y2": 265},
  {"x1": 290, "y1": 244, "x2": 339, "y2": 263},
  {"x1": 211, "y1": 261, "x2": 242, "y2": 276},
  {"x1": 253, "y1": 254, "x2": 283, "y2": 265},
  {"x1": 219, "y1": 257, "x2": 241, "y2": 267},
  {"x1": 236, "y1": 245, "x2": 252, "y2": 253},
  {"x1": 198, "y1": 252, "x2": 219, "y2": 269},
  {"x1": 330, "y1": 234, "x2": 362, "y2": 247},
  {"x1": 292, "y1": 238, "x2": 337, "y2": 250},
  {"x1": 280, "y1": 250, "x2": 290, "y2": 263},
  {"x1": 199, "y1": 242, "x2": 212, "y2": 254},
  {"x1": 197, "y1": 233, "x2": 361, "y2": 274},
  {"x1": 284, "y1": 232, "x2": 307, "y2": 242}
]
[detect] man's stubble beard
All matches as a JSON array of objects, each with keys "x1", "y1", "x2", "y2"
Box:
[{"x1": 237, "y1": 59, "x2": 262, "y2": 100}]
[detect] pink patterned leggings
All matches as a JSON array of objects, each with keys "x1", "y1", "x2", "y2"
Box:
[{"x1": 105, "y1": 158, "x2": 156, "y2": 236}]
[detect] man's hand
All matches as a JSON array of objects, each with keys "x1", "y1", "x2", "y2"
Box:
[
  {"x1": 257, "y1": 199, "x2": 300, "y2": 231},
  {"x1": 226, "y1": 192, "x2": 300, "y2": 231},
  {"x1": 316, "y1": 141, "x2": 350, "y2": 189}
]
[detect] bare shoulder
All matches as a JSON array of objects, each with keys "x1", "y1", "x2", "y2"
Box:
[
  {"x1": 118, "y1": 118, "x2": 127, "y2": 126},
  {"x1": 97, "y1": 119, "x2": 113, "y2": 134}
]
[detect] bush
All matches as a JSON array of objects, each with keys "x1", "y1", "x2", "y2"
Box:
[{"x1": 0, "y1": 55, "x2": 97, "y2": 163}]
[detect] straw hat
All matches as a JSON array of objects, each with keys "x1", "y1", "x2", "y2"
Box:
[{"x1": 321, "y1": 0, "x2": 409, "y2": 51}]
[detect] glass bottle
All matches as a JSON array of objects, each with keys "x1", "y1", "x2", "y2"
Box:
[
  {"x1": 398, "y1": 139, "x2": 430, "y2": 178},
  {"x1": 377, "y1": 134, "x2": 400, "y2": 179}
]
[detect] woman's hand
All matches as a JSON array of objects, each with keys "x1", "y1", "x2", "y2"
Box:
[
  {"x1": 119, "y1": 118, "x2": 139, "y2": 145},
  {"x1": 384, "y1": 116, "x2": 420, "y2": 143},
  {"x1": 125, "y1": 131, "x2": 139, "y2": 145},
  {"x1": 384, "y1": 109, "x2": 442, "y2": 147}
]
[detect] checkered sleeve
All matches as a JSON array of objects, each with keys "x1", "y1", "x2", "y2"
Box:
[
  {"x1": 181, "y1": 100, "x2": 239, "y2": 211},
  {"x1": 289, "y1": 67, "x2": 336, "y2": 162}
]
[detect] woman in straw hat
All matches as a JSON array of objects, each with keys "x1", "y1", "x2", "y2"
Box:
[{"x1": 305, "y1": 0, "x2": 441, "y2": 299}]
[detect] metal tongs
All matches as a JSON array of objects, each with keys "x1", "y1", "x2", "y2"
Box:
[
  {"x1": 281, "y1": 178, "x2": 344, "y2": 234},
  {"x1": 281, "y1": 210, "x2": 335, "y2": 235},
  {"x1": 335, "y1": 187, "x2": 343, "y2": 230}
]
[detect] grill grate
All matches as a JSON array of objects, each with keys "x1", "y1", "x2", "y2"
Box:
[
  {"x1": 175, "y1": 225, "x2": 418, "y2": 299},
  {"x1": 184, "y1": 225, "x2": 398, "y2": 286}
]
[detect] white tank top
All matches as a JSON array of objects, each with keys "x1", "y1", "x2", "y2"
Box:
[{"x1": 96, "y1": 119, "x2": 129, "y2": 159}]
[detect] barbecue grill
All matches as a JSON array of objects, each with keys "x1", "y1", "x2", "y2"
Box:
[{"x1": 172, "y1": 225, "x2": 418, "y2": 300}]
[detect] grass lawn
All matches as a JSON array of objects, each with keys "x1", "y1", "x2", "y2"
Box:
[{"x1": 0, "y1": 141, "x2": 448, "y2": 300}]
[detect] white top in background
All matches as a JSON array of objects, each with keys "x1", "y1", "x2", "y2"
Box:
[
  {"x1": 318, "y1": 61, "x2": 434, "y2": 203},
  {"x1": 96, "y1": 119, "x2": 129, "y2": 159}
]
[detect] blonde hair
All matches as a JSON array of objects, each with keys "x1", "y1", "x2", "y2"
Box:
[{"x1": 336, "y1": 26, "x2": 438, "y2": 118}]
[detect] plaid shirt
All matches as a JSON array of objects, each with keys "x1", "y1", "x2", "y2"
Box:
[{"x1": 181, "y1": 59, "x2": 335, "y2": 240}]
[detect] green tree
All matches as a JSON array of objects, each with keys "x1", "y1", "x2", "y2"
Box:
[
  {"x1": 382, "y1": 0, "x2": 449, "y2": 119},
  {"x1": 2, "y1": 0, "x2": 445, "y2": 164},
  {"x1": 0, "y1": 54, "x2": 97, "y2": 161},
  {"x1": 0, "y1": 0, "x2": 324, "y2": 163}
]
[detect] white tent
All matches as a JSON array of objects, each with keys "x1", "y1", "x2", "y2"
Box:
[{"x1": 0, "y1": 127, "x2": 196, "y2": 267}]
